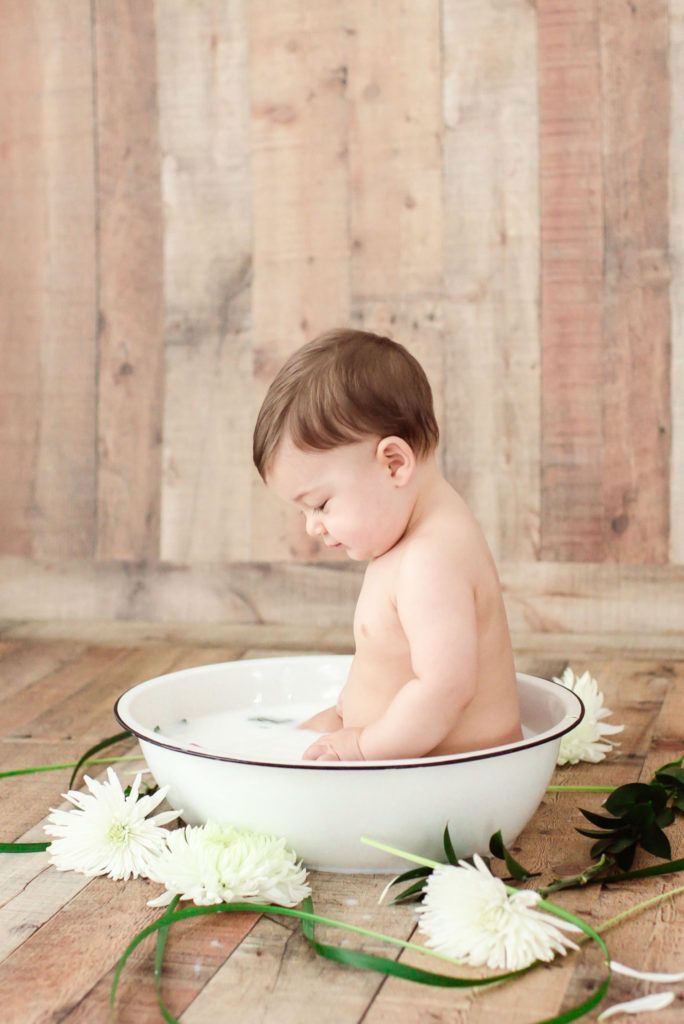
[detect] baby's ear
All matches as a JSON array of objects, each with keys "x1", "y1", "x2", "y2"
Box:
[{"x1": 377, "y1": 436, "x2": 415, "y2": 483}]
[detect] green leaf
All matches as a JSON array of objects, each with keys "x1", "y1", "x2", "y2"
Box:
[
  {"x1": 576, "y1": 827, "x2": 617, "y2": 841},
  {"x1": 0, "y1": 841, "x2": 50, "y2": 853},
  {"x1": 639, "y1": 825, "x2": 672, "y2": 861},
  {"x1": 110, "y1": 900, "x2": 534, "y2": 1015},
  {"x1": 110, "y1": 894, "x2": 613, "y2": 1024},
  {"x1": 390, "y1": 879, "x2": 429, "y2": 904},
  {"x1": 655, "y1": 767, "x2": 684, "y2": 787},
  {"x1": 578, "y1": 808, "x2": 621, "y2": 829},
  {"x1": 68, "y1": 730, "x2": 133, "y2": 790},
  {"x1": 385, "y1": 865, "x2": 431, "y2": 888},
  {"x1": 622, "y1": 802, "x2": 656, "y2": 830},
  {"x1": 546, "y1": 854, "x2": 684, "y2": 893},
  {"x1": 599, "y1": 856, "x2": 684, "y2": 883},
  {"x1": 379, "y1": 866, "x2": 431, "y2": 904},
  {"x1": 602, "y1": 836, "x2": 635, "y2": 861},
  {"x1": 653, "y1": 756, "x2": 684, "y2": 781},
  {"x1": 655, "y1": 808, "x2": 675, "y2": 832},
  {"x1": 604, "y1": 783, "x2": 664, "y2": 816},
  {"x1": 614, "y1": 845, "x2": 637, "y2": 870},
  {"x1": 154, "y1": 895, "x2": 181, "y2": 1024},
  {"x1": 442, "y1": 824, "x2": 458, "y2": 865},
  {"x1": 488, "y1": 830, "x2": 540, "y2": 881},
  {"x1": 608, "y1": 835, "x2": 638, "y2": 854},
  {"x1": 0, "y1": 753, "x2": 140, "y2": 780}
]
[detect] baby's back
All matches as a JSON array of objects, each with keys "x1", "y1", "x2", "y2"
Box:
[{"x1": 342, "y1": 485, "x2": 522, "y2": 756}]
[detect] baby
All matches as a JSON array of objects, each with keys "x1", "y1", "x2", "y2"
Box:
[{"x1": 252, "y1": 328, "x2": 523, "y2": 762}]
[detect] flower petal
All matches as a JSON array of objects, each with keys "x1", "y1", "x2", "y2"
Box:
[
  {"x1": 415, "y1": 859, "x2": 579, "y2": 970},
  {"x1": 610, "y1": 960, "x2": 684, "y2": 983},
  {"x1": 148, "y1": 821, "x2": 311, "y2": 908},
  {"x1": 597, "y1": 991, "x2": 675, "y2": 1020}
]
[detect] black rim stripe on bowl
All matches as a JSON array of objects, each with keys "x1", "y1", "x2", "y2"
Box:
[{"x1": 113, "y1": 676, "x2": 585, "y2": 771}]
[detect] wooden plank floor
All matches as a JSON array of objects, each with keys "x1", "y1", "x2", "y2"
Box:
[{"x1": 0, "y1": 627, "x2": 682, "y2": 1023}]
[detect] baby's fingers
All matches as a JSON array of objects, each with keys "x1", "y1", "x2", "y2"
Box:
[{"x1": 302, "y1": 739, "x2": 339, "y2": 761}]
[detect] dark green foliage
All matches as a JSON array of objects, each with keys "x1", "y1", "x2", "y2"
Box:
[
  {"x1": 576, "y1": 761, "x2": 682, "y2": 870},
  {"x1": 488, "y1": 830, "x2": 540, "y2": 881}
]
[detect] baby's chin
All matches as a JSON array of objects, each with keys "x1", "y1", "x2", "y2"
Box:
[{"x1": 345, "y1": 542, "x2": 392, "y2": 562}]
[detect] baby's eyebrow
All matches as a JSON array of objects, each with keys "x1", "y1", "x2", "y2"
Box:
[{"x1": 292, "y1": 488, "x2": 321, "y2": 505}]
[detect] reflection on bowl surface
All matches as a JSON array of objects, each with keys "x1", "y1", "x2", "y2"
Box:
[{"x1": 115, "y1": 655, "x2": 584, "y2": 872}]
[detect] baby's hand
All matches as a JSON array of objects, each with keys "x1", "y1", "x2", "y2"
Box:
[{"x1": 302, "y1": 727, "x2": 365, "y2": 761}]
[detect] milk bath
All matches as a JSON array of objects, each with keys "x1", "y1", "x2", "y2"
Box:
[
  {"x1": 157, "y1": 701, "x2": 329, "y2": 763},
  {"x1": 156, "y1": 702, "x2": 535, "y2": 764}
]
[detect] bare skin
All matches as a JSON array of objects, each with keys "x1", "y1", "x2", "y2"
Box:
[{"x1": 264, "y1": 433, "x2": 522, "y2": 761}]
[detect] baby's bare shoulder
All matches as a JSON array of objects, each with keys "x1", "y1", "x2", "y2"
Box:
[
  {"x1": 398, "y1": 528, "x2": 476, "y2": 587},
  {"x1": 409, "y1": 499, "x2": 485, "y2": 559},
  {"x1": 396, "y1": 504, "x2": 494, "y2": 599}
]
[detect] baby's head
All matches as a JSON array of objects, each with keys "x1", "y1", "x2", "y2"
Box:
[{"x1": 252, "y1": 328, "x2": 441, "y2": 560}]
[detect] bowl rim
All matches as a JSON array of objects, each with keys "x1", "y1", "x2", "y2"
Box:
[{"x1": 113, "y1": 655, "x2": 585, "y2": 771}]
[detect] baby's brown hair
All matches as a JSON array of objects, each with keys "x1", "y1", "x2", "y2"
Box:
[{"x1": 252, "y1": 328, "x2": 440, "y2": 481}]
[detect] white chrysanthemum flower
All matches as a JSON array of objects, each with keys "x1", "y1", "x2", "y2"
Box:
[
  {"x1": 147, "y1": 820, "x2": 311, "y2": 909},
  {"x1": 554, "y1": 666, "x2": 624, "y2": 765},
  {"x1": 414, "y1": 854, "x2": 581, "y2": 970},
  {"x1": 43, "y1": 767, "x2": 181, "y2": 881}
]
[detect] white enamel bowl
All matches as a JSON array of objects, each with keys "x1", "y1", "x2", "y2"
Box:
[{"x1": 114, "y1": 655, "x2": 583, "y2": 873}]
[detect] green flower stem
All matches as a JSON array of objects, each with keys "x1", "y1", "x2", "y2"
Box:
[
  {"x1": 360, "y1": 837, "x2": 613, "y2": 1024},
  {"x1": 360, "y1": 839, "x2": 684, "y2": 935},
  {"x1": 360, "y1": 841, "x2": 440, "y2": 872},
  {"x1": 596, "y1": 884, "x2": 684, "y2": 935},
  {"x1": 360, "y1": 838, "x2": 521, "y2": 894},
  {"x1": 359, "y1": 837, "x2": 609, "y2": 946},
  {"x1": 0, "y1": 754, "x2": 143, "y2": 780},
  {"x1": 110, "y1": 900, "x2": 530, "y2": 1010}
]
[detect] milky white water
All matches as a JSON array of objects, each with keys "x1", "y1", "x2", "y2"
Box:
[
  {"x1": 157, "y1": 701, "x2": 331, "y2": 764},
  {"x1": 154, "y1": 702, "x2": 533, "y2": 764}
]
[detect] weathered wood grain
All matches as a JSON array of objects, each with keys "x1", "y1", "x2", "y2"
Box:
[
  {"x1": 538, "y1": 0, "x2": 605, "y2": 561},
  {"x1": 363, "y1": 656, "x2": 670, "y2": 1023},
  {"x1": 672, "y1": 5, "x2": 684, "y2": 564},
  {"x1": 17, "y1": 644, "x2": 250, "y2": 744},
  {"x1": 599, "y1": 0, "x2": 671, "y2": 563},
  {"x1": 181, "y1": 871, "x2": 419, "y2": 1024},
  {"x1": 2, "y1": 558, "x2": 684, "y2": 640},
  {"x1": 0, "y1": 619, "x2": 354, "y2": 653},
  {"x1": 0, "y1": 556, "x2": 364, "y2": 626},
  {"x1": 2, "y1": 645, "x2": 128, "y2": 737},
  {"x1": 0, "y1": 640, "x2": 682, "y2": 1023},
  {"x1": 157, "y1": 0, "x2": 253, "y2": 565},
  {"x1": 345, "y1": 0, "x2": 445, "y2": 483},
  {"x1": 0, "y1": 0, "x2": 96, "y2": 560},
  {"x1": 0, "y1": 873, "x2": 182, "y2": 1023},
  {"x1": 0, "y1": 641, "x2": 87, "y2": 710},
  {"x1": 442, "y1": 0, "x2": 540, "y2": 563},
  {"x1": 11, "y1": 646, "x2": 184, "y2": 743},
  {"x1": 94, "y1": 0, "x2": 165, "y2": 561},
  {"x1": 248, "y1": 0, "x2": 352, "y2": 562},
  {"x1": 0, "y1": 0, "x2": 680, "y2": 626},
  {"x1": 3, "y1": 619, "x2": 684, "y2": 661},
  {"x1": 0, "y1": 735, "x2": 140, "y2": 844},
  {"x1": 63, "y1": 904, "x2": 260, "y2": 1023}
]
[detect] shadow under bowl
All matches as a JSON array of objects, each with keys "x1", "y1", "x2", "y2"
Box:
[{"x1": 114, "y1": 655, "x2": 584, "y2": 873}]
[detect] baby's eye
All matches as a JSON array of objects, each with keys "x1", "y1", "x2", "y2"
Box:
[{"x1": 313, "y1": 500, "x2": 328, "y2": 513}]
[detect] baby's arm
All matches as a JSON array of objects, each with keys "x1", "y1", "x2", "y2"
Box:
[
  {"x1": 297, "y1": 684, "x2": 346, "y2": 733},
  {"x1": 357, "y1": 544, "x2": 478, "y2": 760},
  {"x1": 297, "y1": 705, "x2": 343, "y2": 732}
]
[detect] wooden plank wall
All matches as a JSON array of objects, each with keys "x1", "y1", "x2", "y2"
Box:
[{"x1": 0, "y1": 0, "x2": 682, "y2": 633}]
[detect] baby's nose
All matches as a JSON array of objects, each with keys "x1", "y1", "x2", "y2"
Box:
[{"x1": 304, "y1": 515, "x2": 326, "y2": 538}]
